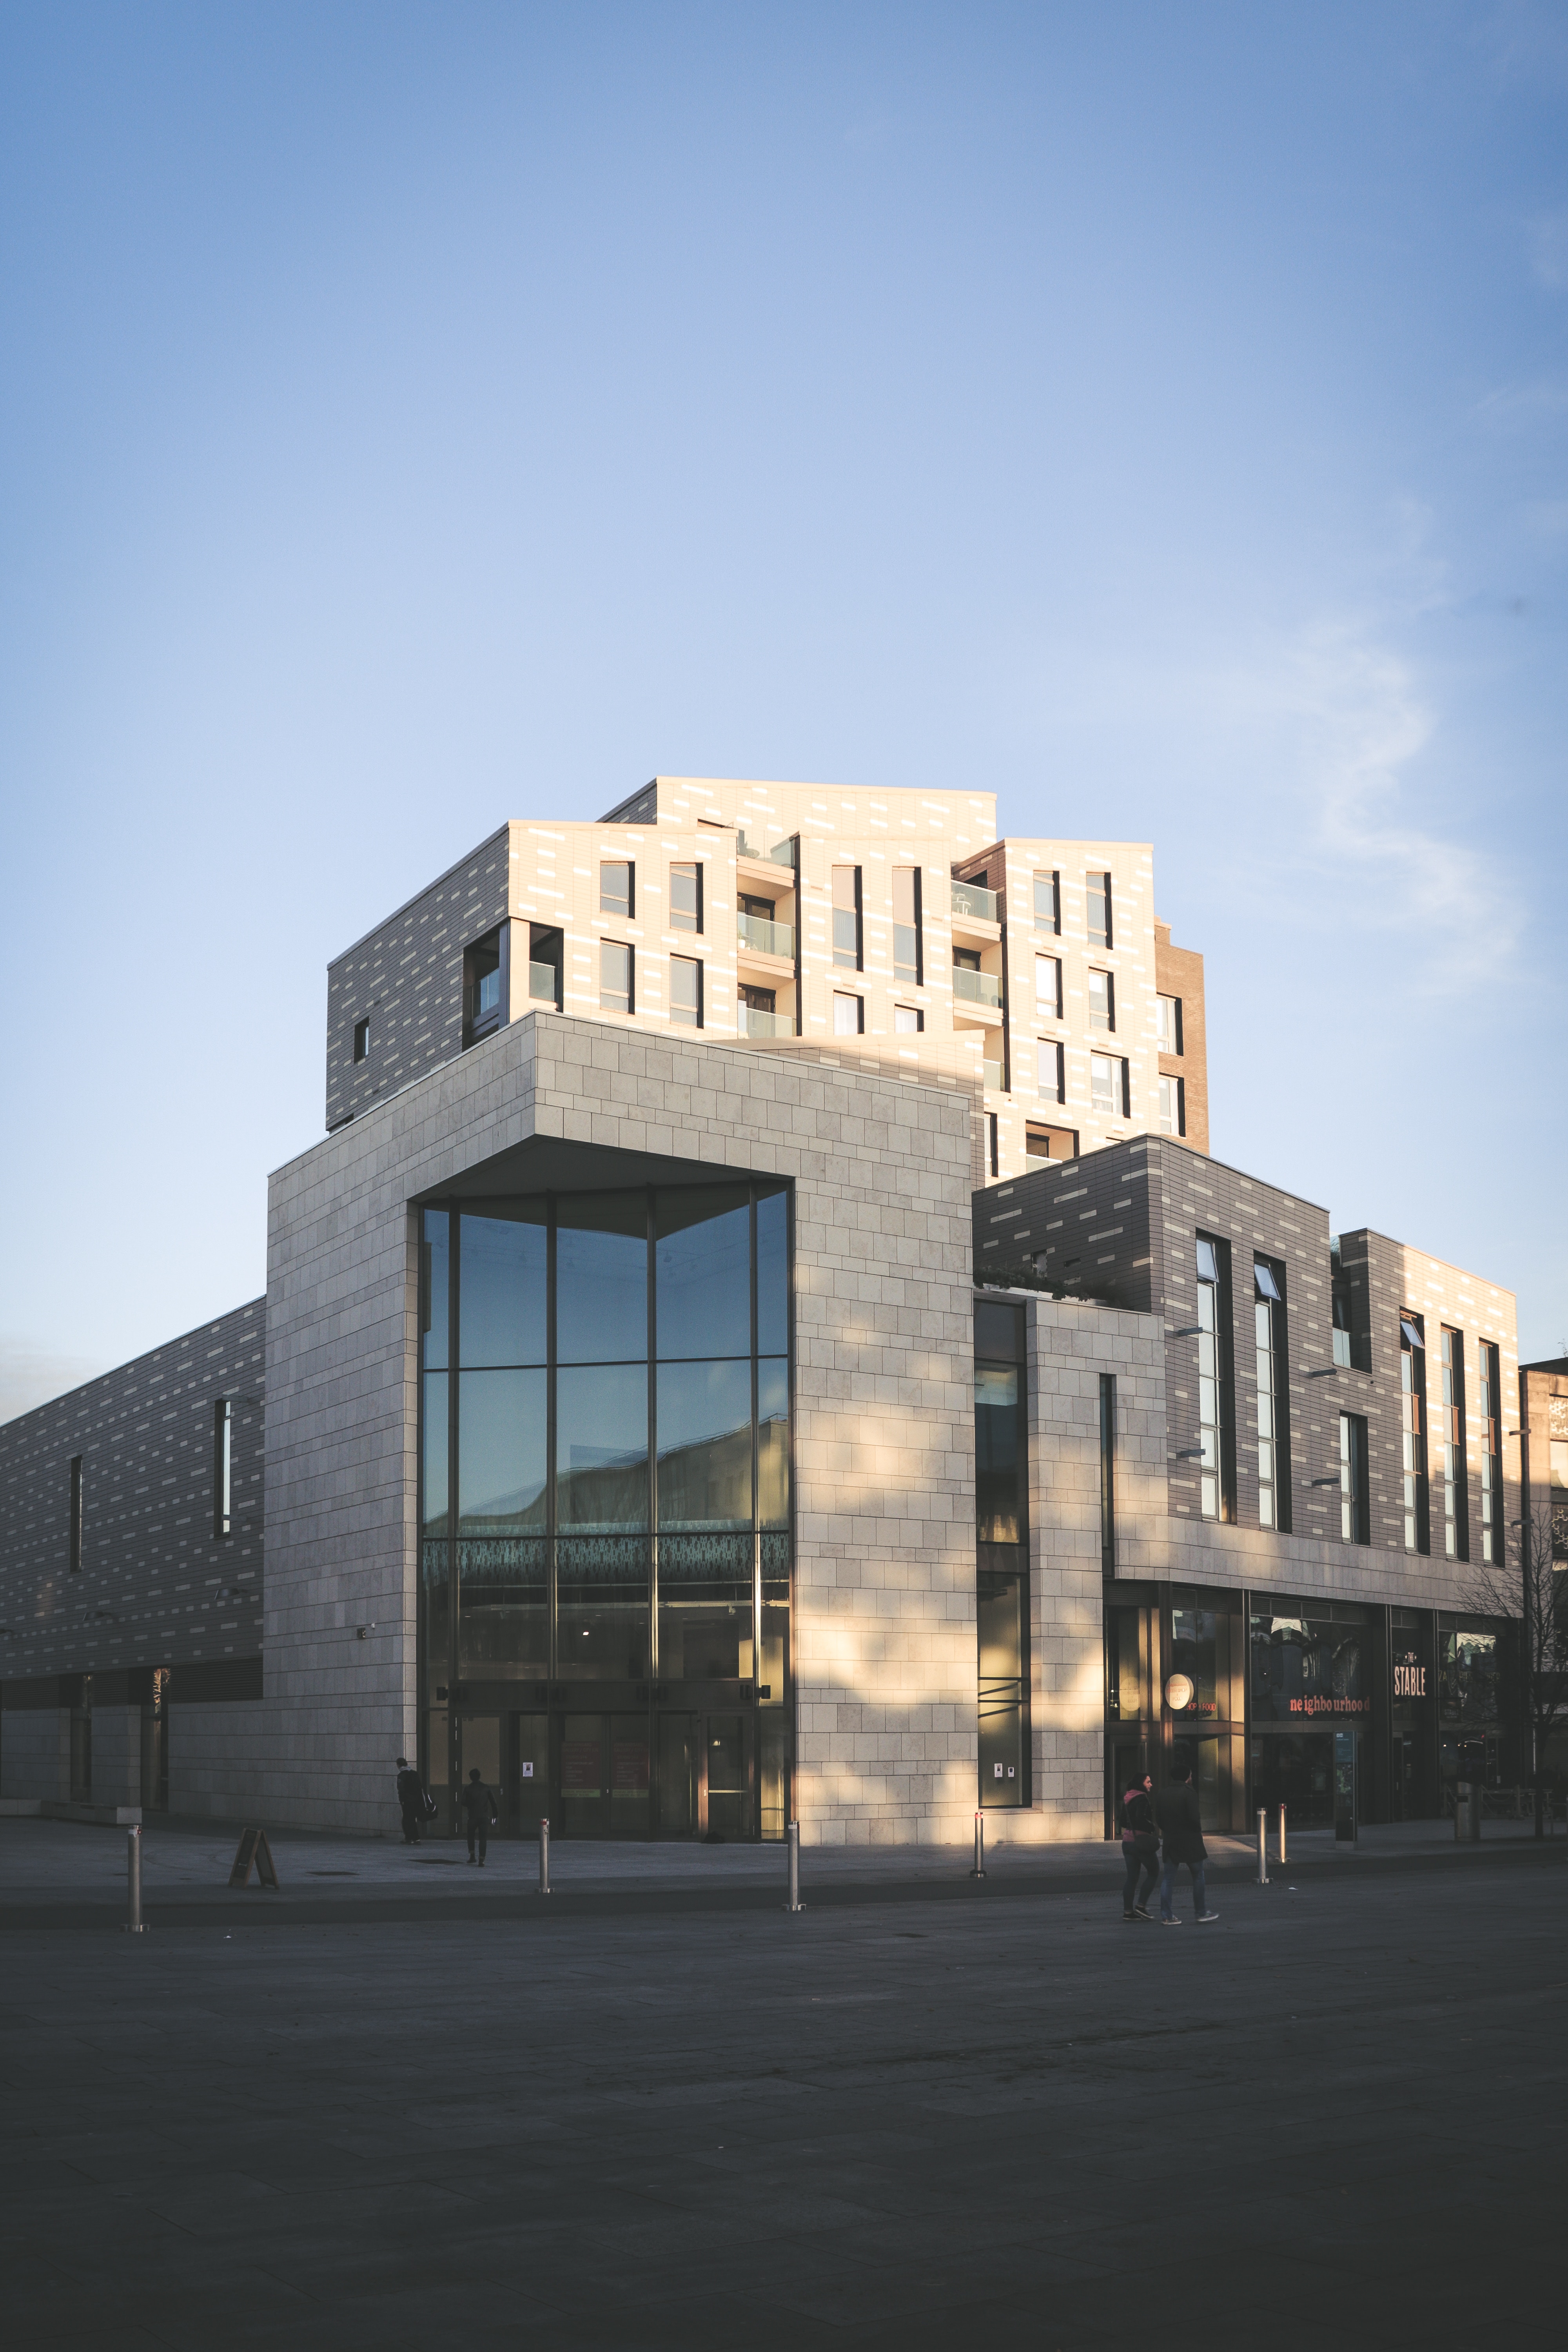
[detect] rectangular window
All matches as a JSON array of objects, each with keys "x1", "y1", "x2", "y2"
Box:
[
  {"x1": 1099, "y1": 1373, "x2": 1116, "y2": 1577},
  {"x1": 600, "y1": 861, "x2": 633, "y2": 920},
  {"x1": 1088, "y1": 969, "x2": 1114, "y2": 1034},
  {"x1": 1158, "y1": 1074, "x2": 1185, "y2": 1136},
  {"x1": 1035, "y1": 955, "x2": 1061, "y2": 1018},
  {"x1": 833, "y1": 991, "x2": 863, "y2": 1036},
  {"x1": 1196, "y1": 1234, "x2": 1232, "y2": 1523},
  {"x1": 600, "y1": 941, "x2": 633, "y2": 1015},
  {"x1": 1478, "y1": 1341, "x2": 1502, "y2": 1564},
  {"x1": 1034, "y1": 870, "x2": 1060, "y2": 935},
  {"x1": 895, "y1": 1004, "x2": 924, "y2": 1033},
  {"x1": 1086, "y1": 869, "x2": 1112, "y2": 950},
  {"x1": 1037, "y1": 1039, "x2": 1063, "y2": 1102},
  {"x1": 893, "y1": 867, "x2": 922, "y2": 984},
  {"x1": 1340, "y1": 1412, "x2": 1369, "y2": 1544},
  {"x1": 463, "y1": 928, "x2": 504, "y2": 1041},
  {"x1": 832, "y1": 865, "x2": 862, "y2": 970},
  {"x1": 1156, "y1": 993, "x2": 1182, "y2": 1054},
  {"x1": 669, "y1": 862, "x2": 702, "y2": 934},
  {"x1": 69, "y1": 1454, "x2": 83, "y2": 1572},
  {"x1": 214, "y1": 1399, "x2": 232, "y2": 1540},
  {"x1": 987, "y1": 1111, "x2": 999, "y2": 1178},
  {"x1": 670, "y1": 955, "x2": 702, "y2": 1028},
  {"x1": 1440, "y1": 1328, "x2": 1467, "y2": 1561},
  {"x1": 1399, "y1": 1314, "x2": 1429, "y2": 1554},
  {"x1": 1090, "y1": 1053, "x2": 1128, "y2": 1117},
  {"x1": 353, "y1": 1016, "x2": 370, "y2": 1063},
  {"x1": 1253, "y1": 1259, "x2": 1289, "y2": 1531}
]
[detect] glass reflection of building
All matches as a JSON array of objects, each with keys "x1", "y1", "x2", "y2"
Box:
[
  {"x1": 1249, "y1": 1602, "x2": 1369, "y2": 1829},
  {"x1": 419, "y1": 1180, "x2": 791, "y2": 1839},
  {"x1": 975, "y1": 1301, "x2": 1028, "y2": 1808}
]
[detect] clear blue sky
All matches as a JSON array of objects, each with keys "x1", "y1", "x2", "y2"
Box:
[{"x1": 2, "y1": 2, "x2": 1565, "y2": 1415}]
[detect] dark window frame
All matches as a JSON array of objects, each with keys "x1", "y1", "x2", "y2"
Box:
[
  {"x1": 893, "y1": 866, "x2": 923, "y2": 985},
  {"x1": 600, "y1": 860, "x2": 634, "y2": 921},
  {"x1": 669, "y1": 861, "x2": 703, "y2": 936},
  {"x1": 1034, "y1": 869, "x2": 1061, "y2": 936},
  {"x1": 1085, "y1": 868, "x2": 1113, "y2": 951},
  {"x1": 670, "y1": 953, "x2": 704, "y2": 1029},
  {"x1": 69, "y1": 1454, "x2": 83, "y2": 1573},
  {"x1": 599, "y1": 940, "x2": 634, "y2": 1017},
  {"x1": 214, "y1": 1398, "x2": 232, "y2": 1541},
  {"x1": 831, "y1": 864, "x2": 863, "y2": 972},
  {"x1": 353, "y1": 1016, "x2": 370, "y2": 1063}
]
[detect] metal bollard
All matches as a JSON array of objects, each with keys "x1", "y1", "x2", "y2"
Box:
[
  {"x1": 1256, "y1": 1809, "x2": 1269, "y2": 1885},
  {"x1": 784, "y1": 1820, "x2": 804, "y2": 1913},
  {"x1": 969, "y1": 1811, "x2": 986, "y2": 1880},
  {"x1": 123, "y1": 1824, "x2": 146, "y2": 1934},
  {"x1": 537, "y1": 1816, "x2": 552, "y2": 1895},
  {"x1": 1278, "y1": 1804, "x2": 1288, "y2": 1867}
]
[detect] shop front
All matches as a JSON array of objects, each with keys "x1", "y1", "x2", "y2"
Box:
[
  {"x1": 1249, "y1": 1599, "x2": 1373, "y2": 1829},
  {"x1": 1105, "y1": 1584, "x2": 1247, "y2": 1835}
]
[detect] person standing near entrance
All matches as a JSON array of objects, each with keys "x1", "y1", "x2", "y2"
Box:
[
  {"x1": 395, "y1": 1757, "x2": 426, "y2": 1847},
  {"x1": 1119, "y1": 1768, "x2": 1160, "y2": 1921},
  {"x1": 1157, "y1": 1757, "x2": 1220, "y2": 1925},
  {"x1": 461, "y1": 1765, "x2": 498, "y2": 1866}
]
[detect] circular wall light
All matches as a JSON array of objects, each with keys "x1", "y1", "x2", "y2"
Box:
[{"x1": 1165, "y1": 1672, "x2": 1195, "y2": 1712}]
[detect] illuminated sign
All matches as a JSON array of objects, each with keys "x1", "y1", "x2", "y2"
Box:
[
  {"x1": 1393, "y1": 1651, "x2": 1427, "y2": 1700},
  {"x1": 1165, "y1": 1672, "x2": 1195, "y2": 1711},
  {"x1": 1288, "y1": 1695, "x2": 1370, "y2": 1717}
]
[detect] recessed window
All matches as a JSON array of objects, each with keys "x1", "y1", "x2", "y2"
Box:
[
  {"x1": 1085, "y1": 869, "x2": 1112, "y2": 951},
  {"x1": 1025, "y1": 1123, "x2": 1077, "y2": 1163},
  {"x1": 1340, "y1": 1413, "x2": 1370, "y2": 1544},
  {"x1": 1440, "y1": 1328, "x2": 1467, "y2": 1561},
  {"x1": 1479, "y1": 1341, "x2": 1502, "y2": 1564},
  {"x1": 832, "y1": 866, "x2": 862, "y2": 971},
  {"x1": 1157, "y1": 993, "x2": 1183, "y2": 1054},
  {"x1": 670, "y1": 862, "x2": 702, "y2": 934},
  {"x1": 670, "y1": 955, "x2": 703, "y2": 1028},
  {"x1": 893, "y1": 867, "x2": 922, "y2": 984},
  {"x1": 833, "y1": 991, "x2": 863, "y2": 1036},
  {"x1": 1088, "y1": 969, "x2": 1114, "y2": 1034},
  {"x1": 353, "y1": 1016, "x2": 370, "y2": 1063},
  {"x1": 214, "y1": 1399, "x2": 232, "y2": 1541},
  {"x1": 69, "y1": 1454, "x2": 83, "y2": 1573},
  {"x1": 1158, "y1": 1073, "x2": 1185, "y2": 1136},
  {"x1": 1254, "y1": 1259, "x2": 1289, "y2": 1530},
  {"x1": 600, "y1": 942, "x2": 633, "y2": 1016},
  {"x1": 1035, "y1": 955, "x2": 1061, "y2": 1018},
  {"x1": 1037, "y1": 1039, "x2": 1063, "y2": 1103},
  {"x1": 600, "y1": 861, "x2": 633, "y2": 920},
  {"x1": 1090, "y1": 1053, "x2": 1127, "y2": 1116},
  {"x1": 1399, "y1": 1313, "x2": 1428, "y2": 1554},
  {"x1": 463, "y1": 929, "x2": 504, "y2": 1043},
  {"x1": 1034, "y1": 871, "x2": 1060, "y2": 936},
  {"x1": 895, "y1": 1004, "x2": 924, "y2": 1033},
  {"x1": 1196, "y1": 1234, "x2": 1230, "y2": 1522},
  {"x1": 987, "y1": 1111, "x2": 999, "y2": 1178}
]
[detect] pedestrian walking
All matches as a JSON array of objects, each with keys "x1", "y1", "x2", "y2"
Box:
[
  {"x1": 1156, "y1": 1756, "x2": 1219, "y2": 1924},
  {"x1": 461, "y1": 1765, "x2": 499, "y2": 1865},
  {"x1": 1119, "y1": 1767, "x2": 1160, "y2": 1920},
  {"x1": 395, "y1": 1755, "x2": 426, "y2": 1846}
]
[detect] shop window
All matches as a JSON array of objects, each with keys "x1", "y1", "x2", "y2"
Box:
[
  {"x1": 1250, "y1": 1602, "x2": 1368, "y2": 1724},
  {"x1": 893, "y1": 867, "x2": 922, "y2": 984},
  {"x1": 1400, "y1": 1314, "x2": 1429, "y2": 1554},
  {"x1": 1168, "y1": 1602, "x2": 1228, "y2": 1721}
]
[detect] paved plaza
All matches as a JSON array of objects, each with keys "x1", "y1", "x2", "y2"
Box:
[{"x1": 2, "y1": 1820, "x2": 1563, "y2": 2348}]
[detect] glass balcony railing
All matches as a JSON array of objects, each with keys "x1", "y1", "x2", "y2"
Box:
[
  {"x1": 739, "y1": 1005, "x2": 793, "y2": 1038},
  {"x1": 951, "y1": 878, "x2": 1000, "y2": 924},
  {"x1": 1333, "y1": 1327, "x2": 1351, "y2": 1368},
  {"x1": 528, "y1": 962, "x2": 561, "y2": 1005},
  {"x1": 738, "y1": 912, "x2": 795, "y2": 959},
  {"x1": 952, "y1": 965, "x2": 1002, "y2": 1009},
  {"x1": 737, "y1": 829, "x2": 799, "y2": 870}
]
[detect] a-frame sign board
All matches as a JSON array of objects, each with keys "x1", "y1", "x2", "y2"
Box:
[{"x1": 229, "y1": 1828, "x2": 280, "y2": 1888}]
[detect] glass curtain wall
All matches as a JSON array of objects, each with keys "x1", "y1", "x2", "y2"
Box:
[
  {"x1": 420, "y1": 1180, "x2": 791, "y2": 1838},
  {"x1": 975, "y1": 1299, "x2": 1029, "y2": 1807}
]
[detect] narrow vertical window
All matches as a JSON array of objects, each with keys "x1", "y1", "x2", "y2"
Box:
[
  {"x1": 1156, "y1": 993, "x2": 1182, "y2": 1054},
  {"x1": 1099, "y1": 1372, "x2": 1116, "y2": 1577},
  {"x1": 670, "y1": 955, "x2": 703, "y2": 1028},
  {"x1": 669, "y1": 862, "x2": 702, "y2": 933},
  {"x1": 1479, "y1": 1341, "x2": 1502, "y2": 1564},
  {"x1": 1158, "y1": 1074, "x2": 1185, "y2": 1136},
  {"x1": 1088, "y1": 969, "x2": 1114, "y2": 1034},
  {"x1": 987, "y1": 1111, "x2": 999, "y2": 1178},
  {"x1": 600, "y1": 941, "x2": 633, "y2": 1015},
  {"x1": 1034, "y1": 871, "x2": 1060, "y2": 936},
  {"x1": 831, "y1": 865, "x2": 862, "y2": 971},
  {"x1": 1440, "y1": 1329, "x2": 1467, "y2": 1560},
  {"x1": 1091, "y1": 1054, "x2": 1129, "y2": 1117},
  {"x1": 214, "y1": 1398, "x2": 232, "y2": 1540},
  {"x1": 1254, "y1": 1261, "x2": 1285, "y2": 1530},
  {"x1": 832, "y1": 991, "x2": 863, "y2": 1036},
  {"x1": 893, "y1": 867, "x2": 922, "y2": 984},
  {"x1": 1196, "y1": 1236, "x2": 1231, "y2": 1523},
  {"x1": 353, "y1": 1016, "x2": 370, "y2": 1063},
  {"x1": 1085, "y1": 869, "x2": 1112, "y2": 950},
  {"x1": 1035, "y1": 955, "x2": 1061, "y2": 1018},
  {"x1": 1038, "y1": 1039, "x2": 1063, "y2": 1103},
  {"x1": 600, "y1": 861, "x2": 633, "y2": 919},
  {"x1": 1399, "y1": 1314, "x2": 1429, "y2": 1554},
  {"x1": 69, "y1": 1454, "x2": 83, "y2": 1573},
  {"x1": 1340, "y1": 1412, "x2": 1369, "y2": 1544}
]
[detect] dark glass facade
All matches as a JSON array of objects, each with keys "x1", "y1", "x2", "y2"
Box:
[
  {"x1": 975, "y1": 1299, "x2": 1029, "y2": 1807},
  {"x1": 419, "y1": 1180, "x2": 791, "y2": 1839}
]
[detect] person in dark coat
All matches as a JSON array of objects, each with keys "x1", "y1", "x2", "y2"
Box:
[
  {"x1": 1157, "y1": 1757, "x2": 1219, "y2": 1924},
  {"x1": 1119, "y1": 1769, "x2": 1159, "y2": 1921},
  {"x1": 461, "y1": 1765, "x2": 499, "y2": 1865},
  {"x1": 395, "y1": 1757, "x2": 426, "y2": 1846}
]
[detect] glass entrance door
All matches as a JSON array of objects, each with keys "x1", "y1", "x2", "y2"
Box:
[
  {"x1": 559, "y1": 1713, "x2": 652, "y2": 1837},
  {"x1": 702, "y1": 1713, "x2": 753, "y2": 1841}
]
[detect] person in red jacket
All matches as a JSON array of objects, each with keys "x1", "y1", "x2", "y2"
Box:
[{"x1": 1119, "y1": 1768, "x2": 1160, "y2": 1921}]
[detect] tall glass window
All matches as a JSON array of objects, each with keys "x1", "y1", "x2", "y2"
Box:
[
  {"x1": 1340, "y1": 1412, "x2": 1369, "y2": 1544},
  {"x1": 1254, "y1": 1259, "x2": 1283, "y2": 1530},
  {"x1": 832, "y1": 865, "x2": 862, "y2": 970},
  {"x1": 893, "y1": 867, "x2": 922, "y2": 984},
  {"x1": 1479, "y1": 1341, "x2": 1501, "y2": 1564},
  {"x1": 1197, "y1": 1235, "x2": 1227, "y2": 1521},
  {"x1": 1400, "y1": 1314, "x2": 1428, "y2": 1553},
  {"x1": 976, "y1": 1299, "x2": 1027, "y2": 1807},
  {"x1": 1440, "y1": 1328, "x2": 1466, "y2": 1561},
  {"x1": 1034, "y1": 870, "x2": 1060, "y2": 935}
]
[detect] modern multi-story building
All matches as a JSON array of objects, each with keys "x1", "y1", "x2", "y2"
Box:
[
  {"x1": 0, "y1": 782, "x2": 1526, "y2": 1844},
  {"x1": 325, "y1": 778, "x2": 1209, "y2": 1184}
]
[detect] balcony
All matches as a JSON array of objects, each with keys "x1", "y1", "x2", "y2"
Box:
[
  {"x1": 738, "y1": 912, "x2": 795, "y2": 960},
  {"x1": 528, "y1": 962, "x2": 561, "y2": 1007},
  {"x1": 737, "y1": 830, "x2": 798, "y2": 871},
  {"x1": 952, "y1": 965, "x2": 1002, "y2": 1010},
  {"x1": 951, "y1": 878, "x2": 1000, "y2": 924},
  {"x1": 739, "y1": 1005, "x2": 793, "y2": 1039}
]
